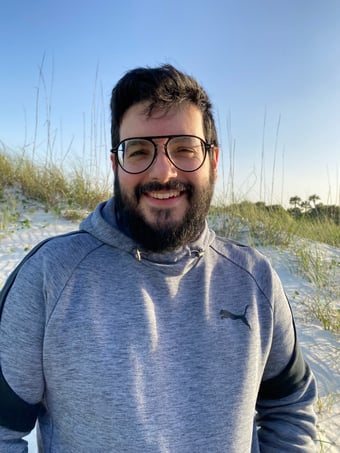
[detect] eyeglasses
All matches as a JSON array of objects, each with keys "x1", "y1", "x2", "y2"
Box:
[{"x1": 111, "y1": 134, "x2": 214, "y2": 174}]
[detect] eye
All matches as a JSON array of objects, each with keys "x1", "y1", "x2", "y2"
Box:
[
  {"x1": 169, "y1": 137, "x2": 203, "y2": 160},
  {"x1": 171, "y1": 143, "x2": 202, "y2": 160},
  {"x1": 173, "y1": 146, "x2": 196, "y2": 156},
  {"x1": 123, "y1": 141, "x2": 153, "y2": 160},
  {"x1": 126, "y1": 148, "x2": 148, "y2": 158}
]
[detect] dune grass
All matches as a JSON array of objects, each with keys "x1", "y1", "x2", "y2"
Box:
[
  {"x1": 209, "y1": 201, "x2": 339, "y2": 248},
  {"x1": 0, "y1": 147, "x2": 111, "y2": 214},
  {"x1": 293, "y1": 242, "x2": 340, "y2": 332}
]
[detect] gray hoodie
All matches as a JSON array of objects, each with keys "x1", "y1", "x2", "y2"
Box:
[{"x1": 0, "y1": 198, "x2": 317, "y2": 452}]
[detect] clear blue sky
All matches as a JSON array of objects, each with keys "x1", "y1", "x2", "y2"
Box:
[{"x1": 1, "y1": 0, "x2": 339, "y2": 206}]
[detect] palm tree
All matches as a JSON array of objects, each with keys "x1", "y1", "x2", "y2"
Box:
[
  {"x1": 308, "y1": 194, "x2": 320, "y2": 208},
  {"x1": 289, "y1": 196, "x2": 301, "y2": 209},
  {"x1": 300, "y1": 200, "x2": 310, "y2": 213}
]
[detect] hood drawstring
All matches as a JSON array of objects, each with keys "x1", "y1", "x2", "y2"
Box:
[
  {"x1": 134, "y1": 249, "x2": 142, "y2": 261},
  {"x1": 195, "y1": 248, "x2": 204, "y2": 258}
]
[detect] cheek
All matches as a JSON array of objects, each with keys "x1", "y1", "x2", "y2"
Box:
[
  {"x1": 111, "y1": 156, "x2": 142, "y2": 188},
  {"x1": 116, "y1": 170, "x2": 143, "y2": 195},
  {"x1": 191, "y1": 165, "x2": 213, "y2": 186}
]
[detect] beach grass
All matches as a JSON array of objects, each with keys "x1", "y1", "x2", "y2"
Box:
[
  {"x1": 209, "y1": 201, "x2": 339, "y2": 248},
  {"x1": 0, "y1": 146, "x2": 111, "y2": 213}
]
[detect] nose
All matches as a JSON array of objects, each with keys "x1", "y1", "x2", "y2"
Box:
[{"x1": 148, "y1": 147, "x2": 178, "y2": 181}]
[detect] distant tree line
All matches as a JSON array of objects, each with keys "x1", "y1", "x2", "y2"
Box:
[
  {"x1": 288, "y1": 194, "x2": 340, "y2": 225},
  {"x1": 212, "y1": 195, "x2": 339, "y2": 226}
]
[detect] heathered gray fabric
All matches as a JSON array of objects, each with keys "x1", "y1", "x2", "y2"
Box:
[{"x1": 0, "y1": 197, "x2": 317, "y2": 452}]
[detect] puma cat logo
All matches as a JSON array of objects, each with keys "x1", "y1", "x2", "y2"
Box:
[{"x1": 220, "y1": 305, "x2": 251, "y2": 330}]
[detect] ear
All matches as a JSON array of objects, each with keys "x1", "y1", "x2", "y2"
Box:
[
  {"x1": 212, "y1": 147, "x2": 219, "y2": 180},
  {"x1": 110, "y1": 153, "x2": 116, "y2": 172}
]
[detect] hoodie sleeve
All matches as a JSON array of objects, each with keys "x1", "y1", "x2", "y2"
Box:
[
  {"x1": 0, "y1": 246, "x2": 46, "y2": 450},
  {"x1": 255, "y1": 265, "x2": 317, "y2": 452},
  {"x1": 256, "y1": 339, "x2": 317, "y2": 451},
  {"x1": 0, "y1": 231, "x2": 93, "y2": 450}
]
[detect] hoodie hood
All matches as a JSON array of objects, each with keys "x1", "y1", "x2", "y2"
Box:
[{"x1": 80, "y1": 197, "x2": 216, "y2": 269}]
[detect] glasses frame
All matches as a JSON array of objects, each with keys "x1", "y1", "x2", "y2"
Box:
[{"x1": 111, "y1": 134, "x2": 214, "y2": 174}]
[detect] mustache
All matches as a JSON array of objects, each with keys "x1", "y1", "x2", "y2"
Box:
[{"x1": 135, "y1": 180, "x2": 193, "y2": 198}]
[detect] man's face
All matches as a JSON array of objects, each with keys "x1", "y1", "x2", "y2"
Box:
[{"x1": 111, "y1": 102, "x2": 219, "y2": 251}]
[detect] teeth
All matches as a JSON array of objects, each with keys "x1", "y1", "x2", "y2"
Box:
[{"x1": 149, "y1": 191, "x2": 180, "y2": 199}]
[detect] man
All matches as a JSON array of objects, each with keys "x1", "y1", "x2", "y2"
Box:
[{"x1": 0, "y1": 65, "x2": 317, "y2": 451}]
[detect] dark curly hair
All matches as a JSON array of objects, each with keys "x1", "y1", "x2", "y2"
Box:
[{"x1": 110, "y1": 64, "x2": 218, "y2": 149}]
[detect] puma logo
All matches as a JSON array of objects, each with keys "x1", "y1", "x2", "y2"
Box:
[{"x1": 220, "y1": 305, "x2": 251, "y2": 329}]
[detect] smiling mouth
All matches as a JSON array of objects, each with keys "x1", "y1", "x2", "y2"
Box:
[
  {"x1": 148, "y1": 191, "x2": 182, "y2": 200},
  {"x1": 137, "y1": 181, "x2": 190, "y2": 201}
]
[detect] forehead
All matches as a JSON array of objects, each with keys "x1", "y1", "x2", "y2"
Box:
[{"x1": 119, "y1": 102, "x2": 205, "y2": 140}]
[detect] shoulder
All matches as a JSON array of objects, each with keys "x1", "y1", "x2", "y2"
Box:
[
  {"x1": 17, "y1": 230, "x2": 101, "y2": 266},
  {"x1": 210, "y1": 235, "x2": 283, "y2": 303},
  {"x1": 25, "y1": 230, "x2": 106, "y2": 277},
  {"x1": 1, "y1": 231, "x2": 103, "y2": 304},
  {"x1": 37, "y1": 229, "x2": 101, "y2": 254},
  {"x1": 211, "y1": 235, "x2": 271, "y2": 271}
]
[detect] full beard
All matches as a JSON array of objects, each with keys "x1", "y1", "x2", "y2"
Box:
[{"x1": 114, "y1": 174, "x2": 215, "y2": 252}]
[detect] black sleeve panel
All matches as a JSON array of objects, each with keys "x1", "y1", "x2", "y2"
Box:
[
  {"x1": 0, "y1": 368, "x2": 41, "y2": 432},
  {"x1": 259, "y1": 338, "x2": 310, "y2": 400},
  {"x1": 0, "y1": 370, "x2": 41, "y2": 433}
]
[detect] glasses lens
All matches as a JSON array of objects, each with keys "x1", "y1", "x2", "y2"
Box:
[
  {"x1": 167, "y1": 136, "x2": 205, "y2": 171},
  {"x1": 118, "y1": 139, "x2": 155, "y2": 173}
]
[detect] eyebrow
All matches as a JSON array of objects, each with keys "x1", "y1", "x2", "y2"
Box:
[{"x1": 124, "y1": 138, "x2": 151, "y2": 146}]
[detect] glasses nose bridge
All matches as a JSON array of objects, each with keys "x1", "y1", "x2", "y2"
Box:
[
  {"x1": 152, "y1": 137, "x2": 173, "y2": 163},
  {"x1": 153, "y1": 137, "x2": 171, "y2": 154}
]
